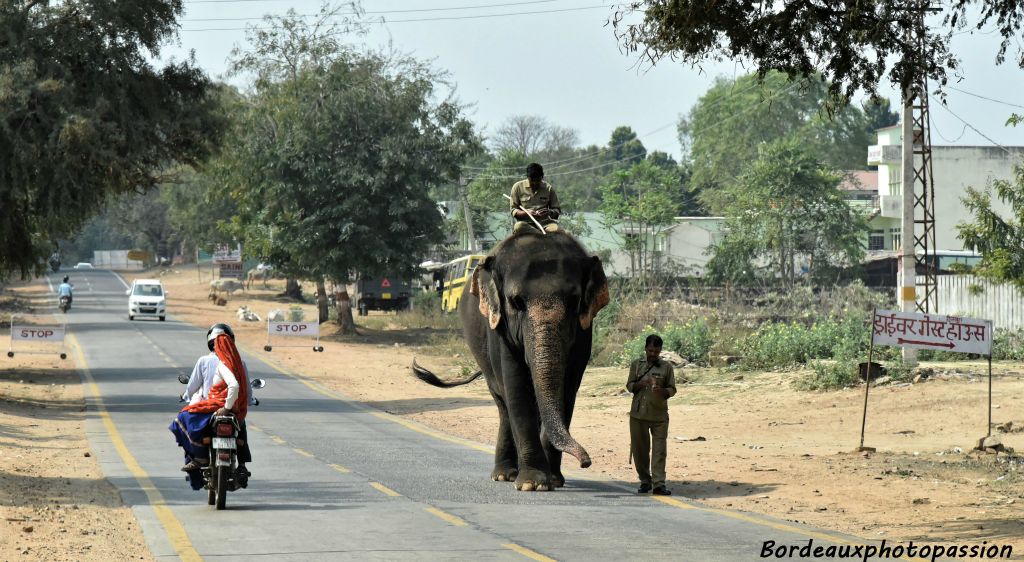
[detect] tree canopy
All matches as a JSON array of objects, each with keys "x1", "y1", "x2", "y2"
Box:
[
  {"x1": 707, "y1": 138, "x2": 868, "y2": 287},
  {"x1": 612, "y1": 1, "x2": 1024, "y2": 99},
  {"x1": 957, "y1": 164, "x2": 1024, "y2": 289},
  {"x1": 0, "y1": 0, "x2": 223, "y2": 277},
  {"x1": 680, "y1": 72, "x2": 877, "y2": 213}
]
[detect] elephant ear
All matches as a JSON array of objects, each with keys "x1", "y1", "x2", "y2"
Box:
[
  {"x1": 579, "y1": 256, "x2": 610, "y2": 330},
  {"x1": 472, "y1": 257, "x2": 502, "y2": 330}
]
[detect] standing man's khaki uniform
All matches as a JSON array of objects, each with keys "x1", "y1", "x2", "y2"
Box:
[
  {"x1": 509, "y1": 179, "x2": 560, "y2": 234},
  {"x1": 626, "y1": 356, "x2": 676, "y2": 489}
]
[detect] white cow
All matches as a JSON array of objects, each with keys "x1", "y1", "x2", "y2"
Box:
[{"x1": 210, "y1": 279, "x2": 244, "y2": 296}]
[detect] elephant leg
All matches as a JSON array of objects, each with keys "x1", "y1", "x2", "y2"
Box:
[
  {"x1": 495, "y1": 346, "x2": 551, "y2": 491},
  {"x1": 490, "y1": 394, "x2": 519, "y2": 482}
]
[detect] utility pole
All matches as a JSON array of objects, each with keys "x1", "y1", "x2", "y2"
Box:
[
  {"x1": 900, "y1": 83, "x2": 918, "y2": 365},
  {"x1": 460, "y1": 175, "x2": 477, "y2": 253}
]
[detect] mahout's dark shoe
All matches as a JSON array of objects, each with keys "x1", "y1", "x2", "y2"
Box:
[
  {"x1": 652, "y1": 486, "x2": 672, "y2": 496},
  {"x1": 638, "y1": 482, "x2": 652, "y2": 494}
]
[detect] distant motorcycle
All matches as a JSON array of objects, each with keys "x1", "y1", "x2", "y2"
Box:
[
  {"x1": 59, "y1": 295, "x2": 71, "y2": 313},
  {"x1": 177, "y1": 375, "x2": 265, "y2": 510},
  {"x1": 48, "y1": 253, "x2": 60, "y2": 273}
]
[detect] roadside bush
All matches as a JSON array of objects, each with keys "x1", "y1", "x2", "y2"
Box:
[
  {"x1": 735, "y1": 313, "x2": 870, "y2": 370},
  {"x1": 412, "y1": 290, "x2": 440, "y2": 312},
  {"x1": 797, "y1": 360, "x2": 860, "y2": 391},
  {"x1": 288, "y1": 305, "x2": 305, "y2": 322},
  {"x1": 993, "y1": 328, "x2": 1024, "y2": 361},
  {"x1": 616, "y1": 317, "x2": 715, "y2": 366}
]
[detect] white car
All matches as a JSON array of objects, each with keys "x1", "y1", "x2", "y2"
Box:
[
  {"x1": 127, "y1": 279, "x2": 167, "y2": 321},
  {"x1": 74, "y1": 262, "x2": 93, "y2": 269}
]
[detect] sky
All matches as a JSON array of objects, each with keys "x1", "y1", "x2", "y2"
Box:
[{"x1": 160, "y1": 0, "x2": 1024, "y2": 160}]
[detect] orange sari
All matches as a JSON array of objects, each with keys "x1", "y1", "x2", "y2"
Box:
[{"x1": 181, "y1": 335, "x2": 249, "y2": 420}]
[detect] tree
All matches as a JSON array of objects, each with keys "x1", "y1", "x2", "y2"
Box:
[
  {"x1": 0, "y1": 0, "x2": 223, "y2": 277},
  {"x1": 224, "y1": 12, "x2": 480, "y2": 333},
  {"x1": 680, "y1": 72, "x2": 873, "y2": 214},
  {"x1": 612, "y1": 1, "x2": 1024, "y2": 99},
  {"x1": 492, "y1": 115, "x2": 551, "y2": 156},
  {"x1": 599, "y1": 160, "x2": 680, "y2": 283},
  {"x1": 957, "y1": 165, "x2": 1024, "y2": 289},
  {"x1": 863, "y1": 96, "x2": 900, "y2": 135},
  {"x1": 707, "y1": 138, "x2": 868, "y2": 287}
]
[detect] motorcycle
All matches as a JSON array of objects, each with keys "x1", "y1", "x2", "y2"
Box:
[
  {"x1": 48, "y1": 253, "x2": 60, "y2": 273},
  {"x1": 177, "y1": 374, "x2": 265, "y2": 510},
  {"x1": 59, "y1": 295, "x2": 71, "y2": 313}
]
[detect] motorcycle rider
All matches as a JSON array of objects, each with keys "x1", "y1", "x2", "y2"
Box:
[
  {"x1": 57, "y1": 276, "x2": 73, "y2": 308},
  {"x1": 179, "y1": 323, "x2": 254, "y2": 486}
]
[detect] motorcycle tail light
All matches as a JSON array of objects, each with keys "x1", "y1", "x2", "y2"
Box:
[
  {"x1": 218, "y1": 451, "x2": 231, "y2": 462},
  {"x1": 201, "y1": 437, "x2": 211, "y2": 445},
  {"x1": 215, "y1": 423, "x2": 234, "y2": 437}
]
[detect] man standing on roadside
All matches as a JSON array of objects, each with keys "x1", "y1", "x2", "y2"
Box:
[{"x1": 626, "y1": 334, "x2": 676, "y2": 495}]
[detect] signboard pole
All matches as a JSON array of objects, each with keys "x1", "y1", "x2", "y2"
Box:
[
  {"x1": 987, "y1": 354, "x2": 993, "y2": 438},
  {"x1": 858, "y1": 310, "x2": 876, "y2": 452}
]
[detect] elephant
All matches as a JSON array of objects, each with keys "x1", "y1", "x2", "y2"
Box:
[{"x1": 413, "y1": 230, "x2": 609, "y2": 491}]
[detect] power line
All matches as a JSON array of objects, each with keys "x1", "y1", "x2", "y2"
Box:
[
  {"x1": 180, "y1": 4, "x2": 609, "y2": 30},
  {"x1": 182, "y1": 0, "x2": 557, "y2": 20},
  {"x1": 929, "y1": 95, "x2": 1015, "y2": 156},
  {"x1": 946, "y1": 85, "x2": 1024, "y2": 110}
]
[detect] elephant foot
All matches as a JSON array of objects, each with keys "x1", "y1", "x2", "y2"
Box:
[
  {"x1": 551, "y1": 472, "x2": 565, "y2": 488},
  {"x1": 514, "y1": 468, "x2": 552, "y2": 492},
  {"x1": 491, "y1": 465, "x2": 519, "y2": 482}
]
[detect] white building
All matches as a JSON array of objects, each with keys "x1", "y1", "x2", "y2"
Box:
[{"x1": 868, "y1": 125, "x2": 1024, "y2": 253}]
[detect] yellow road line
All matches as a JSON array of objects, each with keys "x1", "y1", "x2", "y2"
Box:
[
  {"x1": 369, "y1": 482, "x2": 402, "y2": 497},
  {"x1": 269, "y1": 435, "x2": 286, "y2": 445},
  {"x1": 424, "y1": 506, "x2": 468, "y2": 527},
  {"x1": 329, "y1": 463, "x2": 351, "y2": 474},
  {"x1": 503, "y1": 543, "x2": 557, "y2": 562},
  {"x1": 69, "y1": 334, "x2": 202, "y2": 562},
  {"x1": 293, "y1": 448, "x2": 314, "y2": 458}
]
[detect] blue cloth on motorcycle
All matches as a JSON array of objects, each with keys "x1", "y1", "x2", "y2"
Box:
[{"x1": 169, "y1": 410, "x2": 214, "y2": 490}]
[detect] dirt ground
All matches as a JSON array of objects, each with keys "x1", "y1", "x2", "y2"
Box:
[
  {"x1": 0, "y1": 284, "x2": 154, "y2": 561},
  {"x1": 149, "y1": 265, "x2": 1024, "y2": 555}
]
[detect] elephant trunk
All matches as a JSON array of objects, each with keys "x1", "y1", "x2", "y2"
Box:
[{"x1": 528, "y1": 300, "x2": 592, "y2": 469}]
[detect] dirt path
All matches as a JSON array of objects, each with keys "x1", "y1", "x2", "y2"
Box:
[
  {"x1": 1, "y1": 282, "x2": 154, "y2": 562},
  {"x1": 114, "y1": 267, "x2": 1024, "y2": 555}
]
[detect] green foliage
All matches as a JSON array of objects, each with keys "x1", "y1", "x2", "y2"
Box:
[
  {"x1": 707, "y1": 137, "x2": 869, "y2": 287},
  {"x1": 957, "y1": 165, "x2": 1024, "y2": 290},
  {"x1": 288, "y1": 305, "x2": 306, "y2": 322},
  {"x1": 677, "y1": 72, "x2": 874, "y2": 213},
  {"x1": 735, "y1": 314, "x2": 869, "y2": 370},
  {"x1": 0, "y1": 0, "x2": 223, "y2": 277},
  {"x1": 412, "y1": 290, "x2": 440, "y2": 312},
  {"x1": 993, "y1": 329, "x2": 1024, "y2": 361},
  {"x1": 617, "y1": 318, "x2": 715, "y2": 366},
  {"x1": 222, "y1": 15, "x2": 482, "y2": 286},
  {"x1": 599, "y1": 160, "x2": 682, "y2": 282},
  {"x1": 611, "y1": 1, "x2": 1020, "y2": 99},
  {"x1": 798, "y1": 360, "x2": 860, "y2": 391}
]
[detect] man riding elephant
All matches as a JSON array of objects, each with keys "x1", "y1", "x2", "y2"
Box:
[{"x1": 414, "y1": 229, "x2": 609, "y2": 491}]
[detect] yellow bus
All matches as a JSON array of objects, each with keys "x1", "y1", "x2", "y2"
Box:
[{"x1": 441, "y1": 254, "x2": 484, "y2": 312}]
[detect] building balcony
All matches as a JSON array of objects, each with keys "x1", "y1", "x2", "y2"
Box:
[
  {"x1": 879, "y1": 194, "x2": 902, "y2": 218},
  {"x1": 867, "y1": 144, "x2": 901, "y2": 166}
]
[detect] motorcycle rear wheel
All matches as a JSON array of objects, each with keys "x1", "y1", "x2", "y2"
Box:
[{"x1": 215, "y1": 466, "x2": 228, "y2": 510}]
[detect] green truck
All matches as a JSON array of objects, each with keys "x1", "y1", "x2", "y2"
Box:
[{"x1": 355, "y1": 276, "x2": 411, "y2": 316}]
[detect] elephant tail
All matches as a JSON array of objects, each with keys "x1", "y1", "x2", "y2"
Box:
[{"x1": 411, "y1": 359, "x2": 483, "y2": 388}]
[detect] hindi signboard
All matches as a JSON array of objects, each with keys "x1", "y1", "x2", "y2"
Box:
[
  {"x1": 213, "y1": 244, "x2": 242, "y2": 263},
  {"x1": 871, "y1": 309, "x2": 992, "y2": 356}
]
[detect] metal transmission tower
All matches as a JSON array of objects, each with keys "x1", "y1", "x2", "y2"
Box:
[{"x1": 910, "y1": 81, "x2": 938, "y2": 313}]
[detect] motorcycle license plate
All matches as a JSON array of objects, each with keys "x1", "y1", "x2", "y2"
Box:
[{"x1": 212, "y1": 437, "x2": 236, "y2": 449}]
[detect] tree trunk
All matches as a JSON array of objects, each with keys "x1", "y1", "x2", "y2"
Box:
[
  {"x1": 334, "y1": 288, "x2": 356, "y2": 335},
  {"x1": 315, "y1": 278, "x2": 329, "y2": 324},
  {"x1": 282, "y1": 278, "x2": 303, "y2": 300}
]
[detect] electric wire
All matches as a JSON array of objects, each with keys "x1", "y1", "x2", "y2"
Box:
[
  {"x1": 182, "y1": 0, "x2": 558, "y2": 20},
  {"x1": 180, "y1": 4, "x2": 610, "y2": 30},
  {"x1": 946, "y1": 86, "x2": 1024, "y2": 110},
  {"x1": 929, "y1": 95, "x2": 1016, "y2": 156}
]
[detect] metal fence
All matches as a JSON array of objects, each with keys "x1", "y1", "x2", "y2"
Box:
[{"x1": 937, "y1": 275, "x2": 1024, "y2": 330}]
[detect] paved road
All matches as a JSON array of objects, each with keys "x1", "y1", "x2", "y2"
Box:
[{"x1": 45, "y1": 269, "x2": 886, "y2": 561}]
